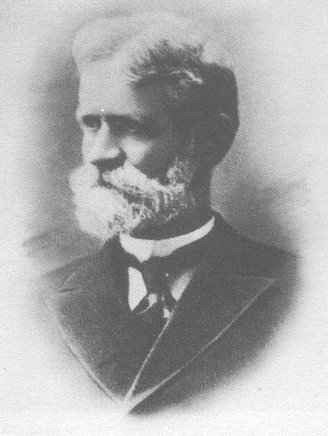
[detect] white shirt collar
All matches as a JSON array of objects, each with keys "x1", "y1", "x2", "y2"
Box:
[{"x1": 120, "y1": 216, "x2": 215, "y2": 262}]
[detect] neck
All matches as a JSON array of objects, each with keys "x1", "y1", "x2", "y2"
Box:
[{"x1": 130, "y1": 207, "x2": 213, "y2": 240}]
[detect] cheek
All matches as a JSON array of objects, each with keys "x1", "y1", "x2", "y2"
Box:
[
  {"x1": 123, "y1": 137, "x2": 178, "y2": 177},
  {"x1": 121, "y1": 138, "x2": 150, "y2": 164}
]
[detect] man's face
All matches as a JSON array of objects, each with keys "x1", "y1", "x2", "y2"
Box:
[
  {"x1": 76, "y1": 59, "x2": 184, "y2": 180},
  {"x1": 71, "y1": 59, "x2": 197, "y2": 241}
]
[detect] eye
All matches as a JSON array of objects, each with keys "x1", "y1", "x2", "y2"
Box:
[
  {"x1": 110, "y1": 118, "x2": 141, "y2": 136},
  {"x1": 110, "y1": 117, "x2": 156, "y2": 139},
  {"x1": 81, "y1": 115, "x2": 101, "y2": 131}
]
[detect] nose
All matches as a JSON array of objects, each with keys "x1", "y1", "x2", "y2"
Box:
[{"x1": 87, "y1": 122, "x2": 126, "y2": 172}]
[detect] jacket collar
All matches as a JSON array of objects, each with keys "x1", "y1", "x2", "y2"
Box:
[{"x1": 47, "y1": 217, "x2": 277, "y2": 409}]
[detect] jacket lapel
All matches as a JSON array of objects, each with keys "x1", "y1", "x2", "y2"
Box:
[
  {"x1": 125, "y1": 260, "x2": 275, "y2": 405},
  {"x1": 45, "y1": 241, "x2": 161, "y2": 403},
  {"x1": 45, "y1": 219, "x2": 279, "y2": 409}
]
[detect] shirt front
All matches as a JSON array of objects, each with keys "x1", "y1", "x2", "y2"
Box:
[{"x1": 120, "y1": 217, "x2": 215, "y2": 310}]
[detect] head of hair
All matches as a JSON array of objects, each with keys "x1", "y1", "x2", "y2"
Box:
[{"x1": 72, "y1": 11, "x2": 239, "y2": 161}]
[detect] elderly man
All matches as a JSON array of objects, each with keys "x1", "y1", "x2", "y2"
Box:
[{"x1": 45, "y1": 12, "x2": 289, "y2": 412}]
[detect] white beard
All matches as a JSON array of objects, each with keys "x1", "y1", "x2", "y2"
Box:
[{"x1": 70, "y1": 156, "x2": 197, "y2": 242}]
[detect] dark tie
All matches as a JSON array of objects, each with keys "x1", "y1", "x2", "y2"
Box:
[
  {"x1": 120, "y1": 228, "x2": 214, "y2": 325},
  {"x1": 133, "y1": 257, "x2": 177, "y2": 324},
  {"x1": 120, "y1": 253, "x2": 176, "y2": 326}
]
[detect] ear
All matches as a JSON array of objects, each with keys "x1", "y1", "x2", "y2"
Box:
[
  {"x1": 194, "y1": 112, "x2": 235, "y2": 168},
  {"x1": 217, "y1": 112, "x2": 232, "y2": 133}
]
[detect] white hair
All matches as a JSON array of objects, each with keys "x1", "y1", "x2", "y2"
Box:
[
  {"x1": 72, "y1": 12, "x2": 239, "y2": 137},
  {"x1": 72, "y1": 12, "x2": 233, "y2": 74}
]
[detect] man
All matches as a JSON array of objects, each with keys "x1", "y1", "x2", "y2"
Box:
[{"x1": 44, "y1": 12, "x2": 290, "y2": 413}]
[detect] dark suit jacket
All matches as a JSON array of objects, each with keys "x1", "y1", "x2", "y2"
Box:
[{"x1": 41, "y1": 212, "x2": 294, "y2": 413}]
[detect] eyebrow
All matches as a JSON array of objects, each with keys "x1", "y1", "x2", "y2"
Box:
[
  {"x1": 75, "y1": 109, "x2": 155, "y2": 125},
  {"x1": 76, "y1": 111, "x2": 161, "y2": 136}
]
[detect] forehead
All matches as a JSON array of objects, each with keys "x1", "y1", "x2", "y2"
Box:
[{"x1": 78, "y1": 58, "x2": 168, "y2": 117}]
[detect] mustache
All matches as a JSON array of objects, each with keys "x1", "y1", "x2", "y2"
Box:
[
  {"x1": 94, "y1": 152, "x2": 126, "y2": 175},
  {"x1": 69, "y1": 157, "x2": 197, "y2": 241},
  {"x1": 71, "y1": 158, "x2": 195, "y2": 197}
]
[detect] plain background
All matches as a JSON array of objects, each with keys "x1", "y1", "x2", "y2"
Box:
[{"x1": 1, "y1": 0, "x2": 328, "y2": 434}]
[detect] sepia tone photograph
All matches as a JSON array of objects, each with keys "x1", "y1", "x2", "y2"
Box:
[{"x1": 1, "y1": 0, "x2": 328, "y2": 434}]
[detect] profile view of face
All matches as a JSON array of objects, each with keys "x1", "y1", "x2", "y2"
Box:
[{"x1": 71, "y1": 59, "x2": 197, "y2": 241}]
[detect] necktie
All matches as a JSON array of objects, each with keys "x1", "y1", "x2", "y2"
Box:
[
  {"x1": 121, "y1": 253, "x2": 176, "y2": 325},
  {"x1": 119, "y1": 230, "x2": 213, "y2": 325},
  {"x1": 133, "y1": 257, "x2": 176, "y2": 324}
]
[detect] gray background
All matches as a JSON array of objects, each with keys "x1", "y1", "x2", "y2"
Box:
[{"x1": 1, "y1": 0, "x2": 328, "y2": 434}]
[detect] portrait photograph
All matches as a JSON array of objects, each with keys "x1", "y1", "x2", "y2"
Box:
[{"x1": 1, "y1": 0, "x2": 328, "y2": 434}]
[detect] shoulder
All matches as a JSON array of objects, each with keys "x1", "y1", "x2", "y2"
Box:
[
  {"x1": 35, "y1": 239, "x2": 117, "y2": 297},
  {"x1": 211, "y1": 211, "x2": 294, "y2": 278},
  {"x1": 37, "y1": 256, "x2": 93, "y2": 293}
]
